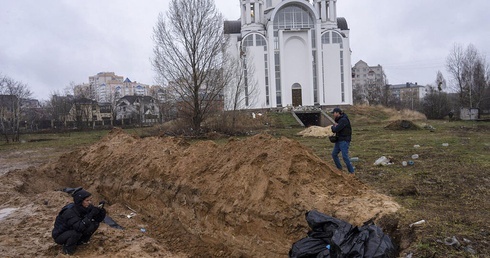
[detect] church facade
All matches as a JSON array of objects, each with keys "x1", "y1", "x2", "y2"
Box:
[{"x1": 224, "y1": 0, "x2": 352, "y2": 110}]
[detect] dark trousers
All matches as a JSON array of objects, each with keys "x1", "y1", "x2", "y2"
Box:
[{"x1": 54, "y1": 223, "x2": 99, "y2": 254}]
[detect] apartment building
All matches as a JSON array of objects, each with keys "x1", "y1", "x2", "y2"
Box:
[
  {"x1": 351, "y1": 60, "x2": 386, "y2": 87},
  {"x1": 75, "y1": 72, "x2": 154, "y2": 103}
]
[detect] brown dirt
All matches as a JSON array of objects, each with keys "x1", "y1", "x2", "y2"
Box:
[
  {"x1": 0, "y1": 129, "x2": 400, "y2": 257},
  {"x1": 384, "y1": 120, "x2": 420, "y2": 130}
]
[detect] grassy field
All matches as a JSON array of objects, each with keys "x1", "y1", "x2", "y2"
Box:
[
  {"x1": 270, "y1": 106, "x2": 489, "y2": 257},
  {"x1": 1, "y1": 106, "x2": 489, "y2": 257}
]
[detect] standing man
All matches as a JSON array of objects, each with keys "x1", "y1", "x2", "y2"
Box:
[{"x1": 330, "y1": 107, "x2": 354, "y2": 174}]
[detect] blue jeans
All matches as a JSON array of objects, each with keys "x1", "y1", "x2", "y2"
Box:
[{"x1": 332, "y1": 140, "x2": 354, "y2": 173}]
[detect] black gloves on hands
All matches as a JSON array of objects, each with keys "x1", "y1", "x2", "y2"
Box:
[{"x1": 87, "y1": 206, "x2": 100, "y2": 220}]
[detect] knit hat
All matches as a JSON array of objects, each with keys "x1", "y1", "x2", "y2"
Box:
[
  {"x1": 72, "y1": 189, "x2": 92, "y2": 204},
  {"x1": 331, "y1": 107, "x2": 342, "y2": 114}
]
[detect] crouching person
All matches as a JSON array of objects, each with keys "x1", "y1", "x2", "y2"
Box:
[{"x1": 52, "y1": 189, "x2": 106, "y2": 255}]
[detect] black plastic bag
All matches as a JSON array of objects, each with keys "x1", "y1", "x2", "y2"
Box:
[{"x1": 289, "y1": 210, "x2": 396, "y2": 258}]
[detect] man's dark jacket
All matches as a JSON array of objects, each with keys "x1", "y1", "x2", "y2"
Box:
[
  {"x1": 52, "y1": 204, "x2": 106, "y2": 239},
  {"x1": 331, "y1": 113, "x2": 352, "y2": 142}
]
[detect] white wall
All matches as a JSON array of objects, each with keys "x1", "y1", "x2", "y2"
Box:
[
  {"x1": 322, "y1": 43, "x2": 342, "y2": 105},
  {"x1": 247, "y1": 46, "x2": 267, "y2": 109},
  {"x1": 281, "y1": 30, "x2": 314, "y2": 106}
]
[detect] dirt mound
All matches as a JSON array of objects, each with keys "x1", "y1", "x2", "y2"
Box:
[
  {"x1": 346, "y1": 105, "x2": 427, "y2": 125},
  {"x1": 384, "y1": 120, "x2": 420, "y2": 130},
  {"x1": 0, "y1": 129, "x2": 400, "y2": 257},
  {"x1": 297, "y1": 125, "x2": 334, "y2": 138}
]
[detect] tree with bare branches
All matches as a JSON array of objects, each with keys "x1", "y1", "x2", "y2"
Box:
[
  {"x1": 0, "y1": 74, "x2": 32, "y2": 142},
  {"x1": 152, "y1": 0, "x2": 227, "y2": 133},
  {"x1": 446, "y1": 43, "x2": 489, "y2": 108}
]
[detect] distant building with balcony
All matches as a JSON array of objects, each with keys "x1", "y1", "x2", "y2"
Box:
[
  {"x1": 75, "y1": 72, "x2": 159, "y2": 103},
  {"x1": 91, "y1": 72, "x2": 152, "y2": 102},
  {"x1": 388, "y1": 82, "x2": 426, "y2": 101},
  {"x1": 352, "y1": 60, "x2": 386, "y2": 88}
]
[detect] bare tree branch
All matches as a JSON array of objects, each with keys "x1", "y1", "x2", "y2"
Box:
[{"x1": 152, "y1": 0, "x2": 226, "y2": 132}]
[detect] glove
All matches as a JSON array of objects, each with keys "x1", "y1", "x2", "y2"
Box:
[{"x1": 87, "y1": 207, "x2": 100, "y2": 220}]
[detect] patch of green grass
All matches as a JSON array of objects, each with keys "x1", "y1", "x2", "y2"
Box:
[
  {"x1": 268, "y1": 112, "x2": 303, "y2": 129},
  {"x1": 270, "y1": 109, "x2": 490, "y2": 257},
  {"x1": 0, "y1": 130, "x2": 109, "y2": 152}
]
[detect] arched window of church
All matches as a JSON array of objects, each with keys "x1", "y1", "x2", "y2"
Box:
[
  {"x1": 321, "y1": 32, "x2": 330, "y2": 44},
  {"x1": 242, "y1": 34, "x2": 267, "y2": 49},
  {"x1": 332, "y1": 32, "x2": 343, "y2": 49},
  {"x1": 256, "y1": 35, "x2": 266, "y2": 46},
  {"x1": 274, "y1": 4, "x2": 314, "y2": 30},
  {"x1": 242, "y1": 34, "x2": 254, "y2": 48}
]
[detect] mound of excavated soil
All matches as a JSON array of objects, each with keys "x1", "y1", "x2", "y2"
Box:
[
  {"x1": 0, "y1": 129, "x2": 400, "y2": 257},
  {"x1": 297, "y1": 125, "x2": 334, "y2": 138},
  {"x1": 385, "y1": 120, "x2": 420, "y2": 130}
]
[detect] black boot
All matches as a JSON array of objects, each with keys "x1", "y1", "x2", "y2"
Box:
[{"x1": 62, "y1": 244, "x2": 76, "y2": 255}]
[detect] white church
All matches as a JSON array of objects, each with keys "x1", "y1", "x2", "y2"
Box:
[{"x1": 224, "y1": 0, "x2": 353, "y2": 110}]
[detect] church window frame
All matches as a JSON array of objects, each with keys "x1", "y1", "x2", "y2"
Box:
[{"x1": 241, "y1": 33, "x2": 270, "y2": 107}]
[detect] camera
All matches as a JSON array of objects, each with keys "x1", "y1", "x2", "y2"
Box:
[{"x1": 98, "y1": 201, "x2": 105, "y2": 209}]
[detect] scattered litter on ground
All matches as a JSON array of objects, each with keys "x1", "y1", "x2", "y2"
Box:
[
  {"x1": 444, "y1": 236, "x2": 461, "y2": 248},
  {"x1": 411, "y1": 154, "x2": 419, "y2": 159},
  {"x1": 423, "y1": 124, "x2": 436, "y2": 132},
  {"x1": 409, "y1": 220, "x2": 426, "y2": 227},
  {"x1": 464, "y1": 245, "x2": 477, "y2": 254},
  {"x1": 374, "y1": 156, "x2": 393, "y2": 166},
  {"x1": 442, "y1": 143, "x2": 449, "y2": 147},
  {"x1": 413, "y1": 145, "x2": 420, "y2": 148}
]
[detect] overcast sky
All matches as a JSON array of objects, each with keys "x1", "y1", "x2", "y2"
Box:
[{"x1": 1, "y1": 0, "x2": 489, "y2": 101}]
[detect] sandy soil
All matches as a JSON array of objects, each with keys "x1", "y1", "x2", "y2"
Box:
[
  {"x1": 296, "y1": 125, "x2": 334, "y2": 138},
  {"x1": 0, "y1": 129, "x2": 400, "y2": 257}
]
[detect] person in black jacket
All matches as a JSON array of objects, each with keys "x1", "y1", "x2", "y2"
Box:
[
  {"x1": 330, "y1": 107, "x2": 355, "y2": 174},
  {"x1": 52, "y1": 189, "x2": 106, "y2": 255}
]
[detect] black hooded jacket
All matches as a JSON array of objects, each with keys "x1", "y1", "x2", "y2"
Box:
[
  {"x1": 52, "y1": 188, "x2": 106, "y2": 240},
  {"x1": 331, "y1": 113, "x2": 352, "y2": 142},
  {"x1": 52, "y1": 203, "x2": 106, "y2": 239}
]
